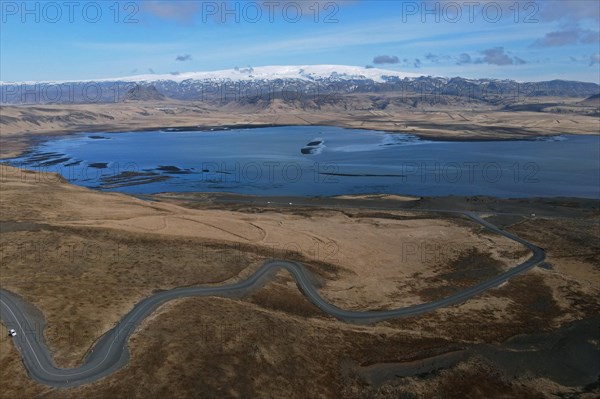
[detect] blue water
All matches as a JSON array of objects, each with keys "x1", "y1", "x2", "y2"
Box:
[{"x1": 7, "y1": 126, "x2": 600, "y2": 198}]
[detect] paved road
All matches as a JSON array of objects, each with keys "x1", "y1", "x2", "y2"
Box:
[{"x1": 0, "y1": 212, "x2": 545, "y2": 387}]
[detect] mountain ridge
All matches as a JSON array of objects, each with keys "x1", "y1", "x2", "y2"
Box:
[
  {"x1": 0, "y1": 65, "x2": 421, "y2": 85},
  {"x1": 1, "y1": 65, "x2": 598, "y2": 105}
]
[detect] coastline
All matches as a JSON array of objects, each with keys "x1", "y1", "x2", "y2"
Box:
[
  {"x1": 143, "y1": 191, "x2": 600, "y2": 217},
  {"x1": 2, "y1": 100, "x2": 599, "y2": 159},
  {"x1": 2, "y1": 122, "x2": 597, "y2": 161}
]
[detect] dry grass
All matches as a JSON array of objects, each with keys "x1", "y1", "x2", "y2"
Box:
[
  {"x1": 0, "y1": 166, "x2": 599, "y2": 398},
  {"x1": 0, "y1": 166, "x2": 520, "y2": 366}
]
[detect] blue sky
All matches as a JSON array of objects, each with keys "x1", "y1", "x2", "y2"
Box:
[{"x1": 1, "y1": 0, "x2": 599, "y2": 82}]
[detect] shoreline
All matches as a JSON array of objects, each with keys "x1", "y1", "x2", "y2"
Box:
[
  {"x1": 2, "y1": 121, "x2": 596, "y2": 161},
  {"x1": 143, "y1": 191, "x2": 600, "y2": 218}
]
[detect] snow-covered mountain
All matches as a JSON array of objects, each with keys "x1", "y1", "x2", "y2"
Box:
[
  {"x1": 107, "y1": 65, "x2": 422, "y2": 84},
  {"x1": 1, "y1": 65, "x2": 421, "y2": 86},
  {"x1": 1, "y1": 65, "x2": 598, "y2": 104}
]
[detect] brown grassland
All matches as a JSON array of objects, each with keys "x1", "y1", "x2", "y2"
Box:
[{"x1": 0, "y1": 165, "x2": 599, "y2": 398}]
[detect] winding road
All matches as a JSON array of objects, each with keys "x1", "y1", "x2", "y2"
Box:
[{"x1": 0, "y1": 212, "x2": 545, "y2": 387}]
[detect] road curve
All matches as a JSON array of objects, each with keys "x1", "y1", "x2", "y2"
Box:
[{"x1": 0, "y1": 212, "x2": 545, "y2": 387}]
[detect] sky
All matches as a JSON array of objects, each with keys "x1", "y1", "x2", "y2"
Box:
[{"x1": 1, "y1": 0, "x2": 599, "y2": 83}]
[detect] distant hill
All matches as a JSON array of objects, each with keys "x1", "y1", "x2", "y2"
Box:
[
  {"x1": 122, "y1": 85, "x2": 166, "y2": 102},
  {"x1": 579, "y1": 93, "x2": 600, "y2": 106}
]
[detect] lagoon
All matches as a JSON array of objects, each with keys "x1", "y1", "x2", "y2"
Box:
[{"x1": 8, "y1": 126, "x2": 600, "y2": 198}]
